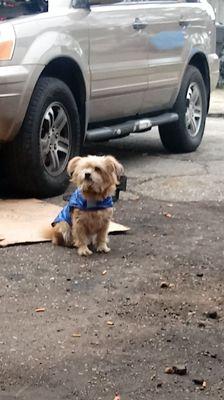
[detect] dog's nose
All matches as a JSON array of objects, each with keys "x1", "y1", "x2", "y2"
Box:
[{"x1": 85, "y1": 172, "x2": 91, "y2": 180}]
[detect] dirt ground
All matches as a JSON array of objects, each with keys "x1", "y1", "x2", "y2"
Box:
[{"x1": 0, "y1": 118, "x2": 224, "y2": 400}]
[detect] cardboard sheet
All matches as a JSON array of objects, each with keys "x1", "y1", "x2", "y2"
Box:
[{"x1": 0, "y1": 199, "x2": 129, "y2": 247}]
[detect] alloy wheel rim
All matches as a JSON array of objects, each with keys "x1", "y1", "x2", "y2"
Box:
[
  {"x1": 40, "y1": 102, "x2": 71, "y2": 177},
  {"x1": 185, "y1": 82, "x2": 202, "y2": 137}
]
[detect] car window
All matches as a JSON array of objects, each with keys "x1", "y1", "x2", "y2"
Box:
[
  {"x1": 0, "y1": 0, "x2": 48, "y2": 22},
  {"x1": 89, "y1": 0, "x2": 184, "y2": 6}
]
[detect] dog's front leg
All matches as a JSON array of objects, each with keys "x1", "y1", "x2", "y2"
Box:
[
  {"x1": 72, "y1": 221, "x2": 92, "y2": 256},
  {"x1": 96, "y1": 223, "x2": 111, "y2": 253}
]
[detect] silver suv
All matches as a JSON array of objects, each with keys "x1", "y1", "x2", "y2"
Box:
[{"x1": 0, "y1": 0, "x2": 219, "y2": 196}]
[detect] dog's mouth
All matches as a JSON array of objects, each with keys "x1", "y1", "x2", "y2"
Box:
[
  {"x1": 81, "y1": 178, "x2": 94, "y2": 189},
  {"x1": 80, "y1": 180, "x2": 102, "y2": 195},
  {"x1": 78, "y1": 171, "x2": 106, "y2": 196}
]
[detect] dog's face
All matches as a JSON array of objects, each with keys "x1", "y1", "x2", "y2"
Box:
[{"x1": 67, "y1": 155, "x2": 124, "y2": 199}]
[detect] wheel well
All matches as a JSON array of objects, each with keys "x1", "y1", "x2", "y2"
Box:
[
  {"x1": 41, "y1": 57, "x2": 86, "y2": 140},
  {"x1": 189, "y1": 53, "x2": 210, "y2": 112}
]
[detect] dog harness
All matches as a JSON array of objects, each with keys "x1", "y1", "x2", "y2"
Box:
[{"x1": 52, "y1": 188, "x2": 113, "y2": 226}]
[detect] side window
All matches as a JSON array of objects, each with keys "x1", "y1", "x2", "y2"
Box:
[
  {"x1": 88, "y1": 0, "x2": 127, "y2": 5},
  {"x1": 88, "y1": 0, "x2": 185, "y2": 5},
  {"x1": 0, "y1": 0, "x2": 47, "y2": 21}
]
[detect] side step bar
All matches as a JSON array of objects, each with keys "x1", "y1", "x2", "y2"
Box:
[{"x1": 86, "y1": 112, "x2": 178, "y2": 143}]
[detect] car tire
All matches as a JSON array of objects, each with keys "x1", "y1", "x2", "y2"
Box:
[
  {"x1": 159, "y1": 65, "x2": 207, "y2": 153},
  {"x1": 5, "y1": 77, "x2": 81, "y2": 197}
]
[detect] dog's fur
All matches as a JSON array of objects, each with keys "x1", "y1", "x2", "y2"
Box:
[{"x1": 47, "y1": 155, "x2": 124, "y2": 256}]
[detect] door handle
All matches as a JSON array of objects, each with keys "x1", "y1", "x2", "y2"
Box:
[
  {"x1": 179, "y1": 19, "x2": 191, "y2": 27},
  {"x1": 133, "y1": 18, "x2": 148, "y2": 31}
]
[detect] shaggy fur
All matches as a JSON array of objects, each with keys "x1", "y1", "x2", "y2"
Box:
[{"x1": 49, "y1": 155, "x2": 124, "y2": 256}]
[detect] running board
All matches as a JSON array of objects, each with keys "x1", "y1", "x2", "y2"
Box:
[{"x1": 86, "y1": 112, "x2": 178, "y2": 143}]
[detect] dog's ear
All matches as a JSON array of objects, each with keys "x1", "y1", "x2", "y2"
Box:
[
  {"x1": 104, "y1": 156, "x2": 124, "y2": 181},
  {"x1": 67, "y1": 157, "x2": 81, "y2": 177}
]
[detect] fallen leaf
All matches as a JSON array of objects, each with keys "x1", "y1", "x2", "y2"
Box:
[
  {"x1": 165, "y1": 367, "x2": 174, "y2": 374},
  {"x1": 160, "y1": 281, "x2": 175, "y2": 289},
  {"x1": 107, "y1": 320, "x2": 114, "y2": 326},
  {"x1": 204, "y1": 310, "x2": 218, "y2": 319},
  {"x1": 102, "y1": 270, "x2": 107, "y2": 276},
  {"x1": 165, "y1": 365, "x2": 187, "y2": 376},
  {"x1": 160, "y1": 281, "x2": 169, "y2": 288},
  {"x1": 193, "y1": 379, "x2": 207, "y2": 390},
  {"x1": 172, "y1": 365, "x2": 187, "y2": 375},
  {"x1": 35, "y1": 308, "x2": 45, "y2": 313},
  {"x1": 193, "y1": 378, "x2": 204, "y2": 385},
  {"x1": 163, "y1": 212, "x2": 172, "y2": 218},
  {"x1": 72, "y1": 333, "x2": 81, "y2": 338}
]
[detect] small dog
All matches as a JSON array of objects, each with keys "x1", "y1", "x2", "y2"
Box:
[{"x1": 49, "y1": 155, "x2": 124, "y2": 256}]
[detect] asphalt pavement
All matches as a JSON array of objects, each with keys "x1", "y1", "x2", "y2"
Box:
[
  {"x1": 85, "y1": 116, "x2": 224, "y2": 203},
  {"x1": 1, "y1": 116, "x2": 224, "y2": 400}
]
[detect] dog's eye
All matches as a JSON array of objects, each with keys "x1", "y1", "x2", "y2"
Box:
[{"x1": 95, "y1": 167, "x2": 101, "y2": 173}]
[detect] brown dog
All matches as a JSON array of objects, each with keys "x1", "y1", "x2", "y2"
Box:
[{"x1": 50, "y1": 155, "x2": 124, "y2": 256}]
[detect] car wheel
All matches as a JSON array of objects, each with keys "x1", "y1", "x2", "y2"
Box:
[
  {"x1": 6, "y1": 77, "x2": 81, "y2": 197},
  {"x1": 159, "y1": 65, "x2": 207, "y2": 153}
]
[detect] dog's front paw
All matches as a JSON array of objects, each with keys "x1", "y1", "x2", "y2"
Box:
[
  {"x1": 96, "y1": 243, "x2": 111, "y2": 253},
  {"x1": 78, "y1": 246, "x2": 93, "y2": 256}
]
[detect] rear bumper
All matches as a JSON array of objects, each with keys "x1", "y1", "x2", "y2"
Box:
[
  {"x1": 208, "y1": 53, "x2": 220, "y2": 91},
  {"x1": 0, "y1": 64, "x2": 43, "y2": 143}
]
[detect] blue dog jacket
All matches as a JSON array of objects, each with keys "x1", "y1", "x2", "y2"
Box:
[{"x1": 52, "y1": 188, "x2": 113, "y2": 226}]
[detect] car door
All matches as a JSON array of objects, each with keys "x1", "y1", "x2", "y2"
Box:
[
  {"x1": 141, "y1": 1, "x2": 186, "y2": 113},
  {"x1": 87, "y1": 0, "x2": 151, "y2": 123}
]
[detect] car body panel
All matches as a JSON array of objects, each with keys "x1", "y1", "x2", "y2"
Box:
[
  {"x1": 88, "y1": 3, "x2": 152, "y2": 122},
  {"x1": 141, "y1": 2, "x2": 186, "y2": 113},
  {"x1": 0, "y1": 0, "x2": 219, "y2": 142},
  {"x1": 0, "y1": 7, "x2": 90, "y2": 141},
  {"x1": 0, "y1": 64, "x2": 43, "y2": 141}
]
